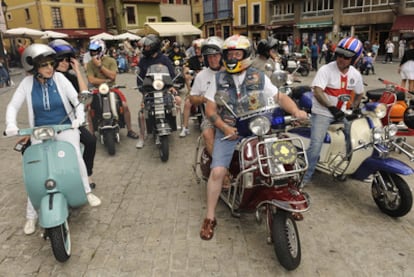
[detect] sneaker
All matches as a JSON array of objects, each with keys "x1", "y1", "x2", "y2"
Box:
[
  {"x1": 179, "y1": 128, "x2": 190, "y2": 137},
  {"x1": 136, "y1": 138, "x2": 144, "y2": 149},
  {"x1": 87, "y1": 193, "x2": 101, "y2": 207},
  {"x1": 24, "y1": 219, "x2": 37, "y2": 235}
]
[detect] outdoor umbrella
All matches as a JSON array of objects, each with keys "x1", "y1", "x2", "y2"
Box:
[
  {"x1": 90, "y1": 32, "x2": 115, "y2": 40},
  {"x1": 4, "y1": 27, "x2": 45, "y2": 38},
  {"x1": 41, "y1": 30, "x2": 69, "y2": 39},
  {"x1": 113, "y1": 32, "x2": 141, "y2": 41}
]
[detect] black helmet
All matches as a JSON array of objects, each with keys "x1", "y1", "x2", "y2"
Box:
[
  {"x1": 201, "y1": 36, "x2": 224, "y2": 69},
  {"x1": 172, "y1": 42, "x2": 180, "y2": 49},
  {"x1": 257, "y1": 37, "x2": 279, "y2": 59},
  {"x1": 142, "y1": 34, "x2": 161, "y2": 57},
  {"x1": 48, "y1": 39, "x2": 75, "y2": 59}
]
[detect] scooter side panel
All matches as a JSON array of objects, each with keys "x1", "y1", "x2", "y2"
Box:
[
  {"x1": 39, "y1": 193, "x2": 68, "y2": 228},
  {"x1": 23, "y1": 141, "x2": 87, "y2": 209},
  {"x1": 353, "y1": 157, "x2": 414, "y2": 180}
]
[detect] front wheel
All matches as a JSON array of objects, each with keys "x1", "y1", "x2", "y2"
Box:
[
  {"x1": 103, "y1": 130, "x2": 116, "y2": 156},
  {"x1": 272, "y1": 210, "x2": 301, "y2": 271},
  {"x1": 159, "y1": 136, "x2": 169, "y2": 162},
  {"x1": 47, "y1": 220, "x2": 71, "y2": 262},
  {"x1": 371, "y1": 171, "x2": 413, "y2": 217},
  {"x1": 300, "y1": 67, "x2": 309, "y2": 77}
]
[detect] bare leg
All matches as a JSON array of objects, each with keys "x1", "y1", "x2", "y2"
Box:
[
  {"x1": 122, "y1": 102, "x2": 133, "y2": 131},
  {"x1": 182, "y1": 98, "x2": 192, "y2": 129},
  {"x1": 206, "y1": 167, "x2": 227, "y2": 219},
  {"x1": 203, "y1": 127, "x2": 215, "y2": 156}
]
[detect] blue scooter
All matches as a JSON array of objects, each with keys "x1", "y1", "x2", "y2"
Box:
[{"x1": 286, "y1": 91, "x2": 414, "y2": 217}]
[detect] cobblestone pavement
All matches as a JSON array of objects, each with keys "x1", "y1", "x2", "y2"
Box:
[{"x1": 0, "y1": 60, "x2": 413, "y2": 276}]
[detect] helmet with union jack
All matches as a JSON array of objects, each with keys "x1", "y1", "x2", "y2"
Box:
[
  {"x1": 222, "y1": 34, "x2": 253, "y2": 74},
  {"x1": 335, "y1": 37, "x2": 363, "y2": 65}
]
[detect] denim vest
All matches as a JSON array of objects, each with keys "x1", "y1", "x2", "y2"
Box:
[{"x1": 215, "y1": 67, "x2": 266, "y2": 126}]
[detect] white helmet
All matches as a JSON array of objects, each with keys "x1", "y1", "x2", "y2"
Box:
[{"x1": 21, "y1": 44, "x2": 56, "y2": 73}]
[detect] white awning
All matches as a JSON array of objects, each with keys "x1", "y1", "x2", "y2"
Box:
[{"x1": 144, "y1": 22, "x2": 201, "y2": 37}]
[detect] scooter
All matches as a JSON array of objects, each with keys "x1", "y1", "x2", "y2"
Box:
[
  {"x1": 137, "y1": 64, "x2": 180, "y2": 162},
  {"x1": 286, "y1": 94, "x2": 414, "y2": 218},
  {"x1": 365, "y1": 78, "x2": 414, "y2": 136},
  {"x1": 281, "y1": 53, "x2": 310, "y2": 77},
  {"x1": 193, "y1": 91, "x2": 310, "y2": 271},
  {"x1": 5, "y1": 91, "x2": 93, "y2": 262},
  {"x1": 89, "y1": 83, "x2": 126, "y2": 156}
]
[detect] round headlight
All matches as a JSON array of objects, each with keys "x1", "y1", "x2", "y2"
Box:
[
  {"x1": 152, "y1": 80, "x2": 165, "y2": 90},
  {"x1": 374, "y1": 103, "x2": 387, "y2": 119},
  {"x1": 249, "y1": 116, "x2": 271, "y2": 136},
  {"x1": 99, "y1": 83, "x2": 110, "y2": 95},
  {"x1": 386, "y1": 124, "x2": 398, "y2": 137},
  {"x1": 373, "y1": 127, "x2": 384, "y2": 140},
  {"x1": 45, "y1": 179, "x2": 56, "y2": 190}
]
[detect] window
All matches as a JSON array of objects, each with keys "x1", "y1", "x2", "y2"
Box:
[
  {"x1": 240, "y1": 6, "x2": 246, "y2": 26},
  {"x1": 75, "y1": 0, "x2": 83, "y2": 3},
  {"x1": 109, "y1": 7, "x2": 116, "y2": 26},
  {"x1": 147, "y1": 16, "x2": 157, "y2": 22},
  {"x1": 343, "y1": 0, "x2": 396, "y2": 13},
  {"x1": 223, "y1": 25, "x2": 230, "y2": 38},
  {"x1": 253, "y1": 4, "x2": 260, "y2": 24},
  {"x1": 271, "y1": 1, "x2": 294, "y2": 20},
  {"x1": 125, "y1": 6, "x2": 137, "y2": 25},
  {"x1": 302, "y1": 0, "x2": 333, "y2": 16},
  {"x1": 76, "y1": 8, "x2": 86, "y2": 28},
  {"x1": 51, "y1": 7, "x2": 63, "y2": 28},
  {"x1": 208, "y1": 27, "x2": 215, "y2": 36},
  {"x1": 24, "y1": 8, "x2": 31, "y2": 22},
  {"x1": 183, "y1": 0, "x2": 188, "y2": 4},
  {"x1": 195, "y1": 13, "x2": 200, "y2": 24},
  {"x1": 169, "y1": 0, "x2": 174, "y2": 3}
]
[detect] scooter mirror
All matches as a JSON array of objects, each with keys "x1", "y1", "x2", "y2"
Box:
[
  {"x1": 264, "y1": 63, "x2": 273, "y2": 72},
  {"x1": 79, "y1": 91, "x2": 93, "y2": 105}
]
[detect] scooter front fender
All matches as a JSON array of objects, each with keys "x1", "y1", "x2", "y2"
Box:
[
  {"x1": 39, "y1": 193, "x2": 68, "y2": 229},
  {"x1": 353, "y1": 157, "x2": 414, "y2": 180}
]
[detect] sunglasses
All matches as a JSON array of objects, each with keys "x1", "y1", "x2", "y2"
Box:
[
  {"x1": 336, "y1": 53, "x2": 352, "y2": 60},
  {"x1": 39, "y1": 61, "x2": 55, "y2": 68},
  {"x1": 56, "y1": 57, "x2": 71, "y2": 63}
]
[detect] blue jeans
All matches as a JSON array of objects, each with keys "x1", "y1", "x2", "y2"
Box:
[
  {"x1": 303, "y1": 113, "x2": 334, "y2": 183},
  {"x1": 303, "y1": 113, "x2": 351, "y2": 183}
]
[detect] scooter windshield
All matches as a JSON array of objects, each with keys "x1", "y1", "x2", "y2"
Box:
[{"x1": 233, "y1": 90, "x2": 279, "y2": 120}]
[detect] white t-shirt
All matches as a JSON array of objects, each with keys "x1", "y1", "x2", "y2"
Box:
[
  {"x1": 311, "y1": 61, "x2": 364, "y2": 117},
  {"x1": 205, "y1": 70, "x2": 278, "y2": 103},
  {"x1": 190, "y1": 67, "x2": 217, "y2": 97}
]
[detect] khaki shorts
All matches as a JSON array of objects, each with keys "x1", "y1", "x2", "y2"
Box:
[{"x1": 201, "y1": 118, "x2": 214, "y2": 132}]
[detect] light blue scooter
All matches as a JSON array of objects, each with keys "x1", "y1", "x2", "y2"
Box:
[{"x1": 14, "y1": 125, "x2": 87, "y2": 262}]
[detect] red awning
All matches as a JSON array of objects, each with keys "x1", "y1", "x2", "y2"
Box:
[
  {"x1": 391, "y1": 15, "x2": 414, "y2": 33},
  {"x1": 52, "y1": 29, "x2": 106, "y2": 39}
]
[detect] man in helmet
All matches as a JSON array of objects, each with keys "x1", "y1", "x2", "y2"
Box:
[
  {"x1": 5, "y1": 44, "x2": 101, "y2": 235},
  {"x1": 199, "y1": 35, "x2": 307, "y2": 240},
  {"x1": 86, "y1": 38, "x2": 139, "y2": 139},
  {"x1": 180, "y1": 36, "x2": 224, "y2": 149},
  {"x1": 251, "y1": 37, "x2": 280, "y2": 77},
  {"x1": 168, "y1": 42, "x2": 186, "y2": 65},
  {"x1": 302, "y1": 37, "x2": 364, "y2": 186},
  {"x1": 49, "y1": 39, "x2": 98, "y2": 189},
  {"x1": 136, "y1": 34, "x2": 181, "y2": 149},
  {"x1": 183, "y1": 38, "x2": 205, "y2": 91}
]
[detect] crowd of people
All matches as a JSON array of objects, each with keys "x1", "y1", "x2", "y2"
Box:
[{"x1": 4, "y1": 31, "x2": 414, "y2": 240}]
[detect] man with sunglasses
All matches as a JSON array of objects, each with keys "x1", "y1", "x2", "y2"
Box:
[{"x1": 302, "y1": 37, "x2": 364, "y2": 186}]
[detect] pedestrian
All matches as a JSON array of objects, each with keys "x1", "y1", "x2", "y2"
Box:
[
  {"x1": 5, "y1": 44, "x2": 101, "y2": 235},
  {"x1": 383, "y1": 39, "x2": 395, "y2": 63},
  {"x1": 399, "y1": 38, "x2": 406, "y2": 60},
  {"x1": 399, "y1": 40, "x2": 414, "y2": 92},
  {"x1": 319, "y1": 41, "x2": 328, "y2": 64},
  {"x1": 310, "y1": 41, "x2": 319, "y2": 71},
  {"x1": 371, "y1": 40, "x2": 379, "y2": 62},
  {"x1": 86, "y1": 38, "x2": 139, "y2": 139},
  {"x1": 49, "y1": 39, "x2": 98, "y2": 188},
  {"x1": 302, "y1": 37, "x2": 364, "y2": 186},
  {"x1": 199, "y1": 34, "x2": 307, "y2": 240}
]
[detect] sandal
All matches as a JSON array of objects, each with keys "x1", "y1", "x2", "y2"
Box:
[
  {"x1": 200, "y1": 218, "x2": 217, "y2": 240},
  {"x1": 127, "y1": 130, "x2": 139, "y2": 139}
]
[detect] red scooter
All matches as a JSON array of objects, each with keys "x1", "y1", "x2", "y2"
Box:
[
  {"x1": 193, "y1": 92, "x2": 310, "y2": 271},
  {"x1": 366, "y1": 78, "x2": 414, "y2": 136}
]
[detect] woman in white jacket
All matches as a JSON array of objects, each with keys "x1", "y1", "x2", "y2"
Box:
[{"x1": 5, "y1": 44, "x2": 101, "y2": 235}]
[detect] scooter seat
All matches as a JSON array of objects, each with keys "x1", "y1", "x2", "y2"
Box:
[{"x1": 366, "y1": 88, "x2": 405, "y2": 101}]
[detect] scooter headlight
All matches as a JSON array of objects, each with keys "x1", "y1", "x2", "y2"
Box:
[
  {"x1": 374, "y1": 103, "x2": 387, "y2": 119},
  {"x1": 99, "y1": 83, "x2": 110, "y2": 95},
  {"x1": 386, "y1": 124, "x2": 398, "y2": 138},
  {"x1": 372, "y1": 126, "x2": 384, "y2": 141},
  {"x1": 249, "y1": 116, "x2": 271, "y2": 136},
  {"x1": 33, "y1": 127, "x2": 55, "y2": 141},
  {"x1": 152, "y1": 80, "x2": 165, "y2": 90},
  {"x1": 45, "y1": 179, "x2": 56, "y2": 190}
]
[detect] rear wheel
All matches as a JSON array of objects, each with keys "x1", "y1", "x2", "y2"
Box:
[
  {"x1": 104, "y1": 130, "x2": 116, "y2": 155},
  {"x1": 371, "y1": 171, "x2": 413, "y2": 217},
  {"x1": 271, "y1": 210, "x2": 301, "y2": 271},
  {"x1": 300, "y1": 67, "x2": 309, "y2": 77},
  {"x1": 159, "y1": 136, "x2": 169, "y2": 162},
  {"x1": 48, "y1": 220, "x2": 71, "y2": 263}
]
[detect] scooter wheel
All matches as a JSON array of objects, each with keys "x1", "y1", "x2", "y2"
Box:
[{"x1": 90, "y1": 183, "x2": 96, "y2": 189}]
